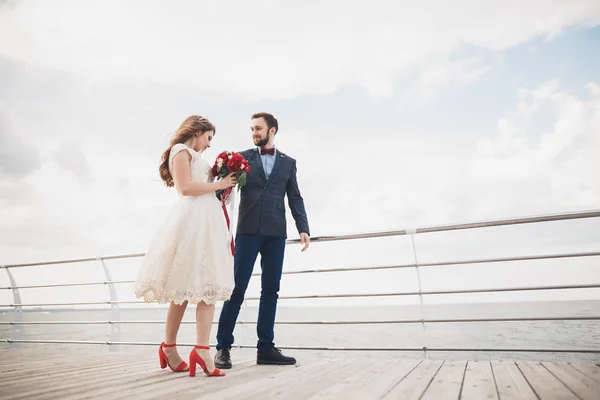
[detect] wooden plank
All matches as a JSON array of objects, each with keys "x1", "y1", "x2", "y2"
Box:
[
  {"x1": 381, "y1": 359, "x2": 444, "y2": 399},
  {"x1": 0, "y1": 349, "x2": 87, "y2": 368},
  {"x1": 420, "y1": 360, "x2": 466, "y2": 400},
  {"x1": 516, "y1": 361, "x2": 575, "y2": 399},
  {"x1": 543, "y1": 362, "x2": 600, "y2": 400},
  {"x1": 200, "y1": 358, "x2": 342, "y2": 400},
  {"x1": 570, "y1": 363, "x2": 600, "y2": 384},
  {"x1": 368, "y1": 359, "x2": 425, "y2": 399},
  {"x1": 66, "y1": 357, "x2": 260, "y2": 400},
  {"x1": 0, "y1": 350, "x2": 117, "y2": 372},
  {"x1": 244, "y1": 357, "x2": 381, "y2": 399},
  {"x1": 306, "y1": 359, "x2": 422, "y2": 400},
  {"x1": 490, "y1": 361, "x2": 537, "y2": 400},
  {"x1": 2, "y1": 358, "x2": 167, "y2": 400},
  {"x1": 0, "y1": 354, "x2": 146, "y2": 384},
  {"x1": 112, "y1": 356, "x2": 330, "y2": 400},
  {"x1": 300, "y1": 358, "x2": 399, "y2": 399},
  {"x1": 0, "y1": 350, "x2": 150, "y2": 374},
  {"x1": 173, "y1": 357, "x2": 339, "y2": 399},
  {"x1": 3, "y1": 354, "x2": 254, "y2": 400},
  {"x1": 460, "y1": 361, "x2": 498, "y2": 400},
  {"x1": 109, "y1": 357, "x2": 274, "y2": 400},
  {"x1": 0, "y1": 353, "x2": 143, "y2": 388}
]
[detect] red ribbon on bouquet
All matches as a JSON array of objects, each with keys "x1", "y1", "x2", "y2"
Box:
[
  {"x1": 212, "y1": 150, "x2": 250, "y2": 258},
  {"x1": 221, "y1": 187, "x2": 235, "y2": 256}
]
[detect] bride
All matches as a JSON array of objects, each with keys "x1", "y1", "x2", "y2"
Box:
[{"x1": 133, "y1": 115, "x2": 236, "y2": 377}]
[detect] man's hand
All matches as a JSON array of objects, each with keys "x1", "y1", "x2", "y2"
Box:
[{"x1": 299, "y1": 232, "x2": 310, "y2": 252}]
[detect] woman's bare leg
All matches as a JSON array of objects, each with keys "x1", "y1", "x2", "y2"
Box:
[
  {"x1": 195, "y1": 301, "x2": 217, "y2": 373},
  {"x1": 163, "y1": 300, "x2": 188, "y2": 367}
]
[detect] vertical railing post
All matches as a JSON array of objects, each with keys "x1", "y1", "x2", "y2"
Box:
[
  {"x1": 99, "y1": 257, "x2": 120, "y2": 352},
  {"x1": 237, "y1": 293, "x2": 249, "y2": 349},
  {"x1": 407, "y1": 229, "x2": 427, "y2": 358},
  {"x1": 4, "y1": 267, "x2": 23, "y2": 348}
]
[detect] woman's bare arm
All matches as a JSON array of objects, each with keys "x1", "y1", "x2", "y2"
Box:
[{"x1": 172, "y1": 151, "x2": 225, "y2": 196}]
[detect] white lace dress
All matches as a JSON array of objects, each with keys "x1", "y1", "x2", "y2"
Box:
[{"x1": 133, "y1": 143, "x2": 234, "y2": 305}]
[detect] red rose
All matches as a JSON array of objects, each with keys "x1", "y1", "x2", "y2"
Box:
[
  {"x1": 242, "y1": 160, "x2": 250, "y2": 172},
  {"x1": 226, "y1": 153, "x2": 247, "y2": 172}
]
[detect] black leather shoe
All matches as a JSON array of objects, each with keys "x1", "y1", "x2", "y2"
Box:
[
  {"x1": 214, "y1": 348, "x2": 232, "y2": 369},
  {"x1": 257, "y1": 347, "x2": 296, "y2": 365}
]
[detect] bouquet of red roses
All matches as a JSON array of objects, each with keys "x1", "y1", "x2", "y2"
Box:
[{"x1": 211, "y1": 151, "x2": 250, "y2": 199}]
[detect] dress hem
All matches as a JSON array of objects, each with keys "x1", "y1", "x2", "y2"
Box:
[{"x1": 134, "y1": 288, "x2": 232, "y2": 306}]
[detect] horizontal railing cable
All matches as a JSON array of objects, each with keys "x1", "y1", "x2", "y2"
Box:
[
  {"x1": 1, "y1": 339, "x2": 598, "y2": 354},
  {"x1": 0, "y1": 253, "x2": 145, "y2": 269},
  {"x1": 1, "y1": 283, "x2": 599, "y2": 308},
  {"x1": 0, "y1": 280, "x2": 134, "y2": 290},
  {"x1": 2, "y1": 251, "x2": 598, "y2": 290},
  {"x1": 2, "y1": 316, "x2": 600, "y2": 325}
]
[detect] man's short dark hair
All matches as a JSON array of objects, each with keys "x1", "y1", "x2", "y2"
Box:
[{"x1": 252, "y1": 112, "x2": 278, "y2": 135}]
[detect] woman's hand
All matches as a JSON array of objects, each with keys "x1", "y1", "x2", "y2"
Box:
[{"x1": 219, "y1": 173, "x2": 237, "y2": 190}]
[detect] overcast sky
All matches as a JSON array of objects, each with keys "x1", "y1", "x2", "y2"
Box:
[{"x1": 0, "y1": 0, "x2": 599, "y2": 306}]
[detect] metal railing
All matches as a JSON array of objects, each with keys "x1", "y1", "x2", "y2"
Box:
[{"x1": 1, "y1": 209, "x2": 600, "y2": 355}]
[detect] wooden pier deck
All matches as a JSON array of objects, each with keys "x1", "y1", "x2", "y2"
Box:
[{"x1": 1, "y1": 347, "x2": 599, "y2": 399}]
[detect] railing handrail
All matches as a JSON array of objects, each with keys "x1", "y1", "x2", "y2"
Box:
[
  {"x1": 287, "y1": 208, "x2": 600, "y2": 243},
  {"x1": 2, "y1": 209, "x2": 599, "y2": 268}
]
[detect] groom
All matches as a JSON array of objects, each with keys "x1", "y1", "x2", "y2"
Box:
[{"x1": 215, "y1": 112, "x2": 310, "y2": 368}]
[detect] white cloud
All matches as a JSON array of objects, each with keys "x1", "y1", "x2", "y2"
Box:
[
  {"x1": 587, "y1": 82, "x2": 600, "y2": 97},
  {"x1": 516, "y1": 79, "x2": 561, "y2": 117},
  {"x1": 51, "y1": 141, "x2": 91, "y2": 181},
  {"x1": 473, "y1": 80, "x2": 600, "y2": 214},
  {"x1": 0, "y1": 0, "x2": 599, "y2": 100},
  {"x1": 405, "y1": 56, "x2": 492, "y2": 104},
  {"x1": 0, "y1": 114, "x2": 41, "y2": 179}
]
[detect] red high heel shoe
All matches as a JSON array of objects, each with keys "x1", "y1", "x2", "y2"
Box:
[
  {"x1": 189, "y1": 345, "x2": 225, "y2": 377},
  {"x1": 158, "y1": 342, "x2": 189, "y2": 372}
]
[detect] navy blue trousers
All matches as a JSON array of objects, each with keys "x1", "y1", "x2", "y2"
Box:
[{"x1": 216, "y1": 234, "x2": 286, "y2": 353}]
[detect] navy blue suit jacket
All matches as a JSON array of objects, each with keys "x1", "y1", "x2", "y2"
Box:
[{"x1": 224, "y1": 148, "x2": 310, "y2": 239}]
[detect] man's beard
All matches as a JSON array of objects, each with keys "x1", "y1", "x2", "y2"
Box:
[{"x1": 255, "y1": 136, "x2": 269, "y2": 147}]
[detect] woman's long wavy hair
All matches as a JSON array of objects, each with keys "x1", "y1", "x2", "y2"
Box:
[{"x1": 159, "y1": 115, "x2": 216, "y2": 187}]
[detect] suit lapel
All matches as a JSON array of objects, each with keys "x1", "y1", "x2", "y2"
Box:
[
  {"x1": 267, "y1": 150, "x2": 284, "y2": 184},
  {"x1": 250, "y1": 149, "x2": 268, "y2": 183}
]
